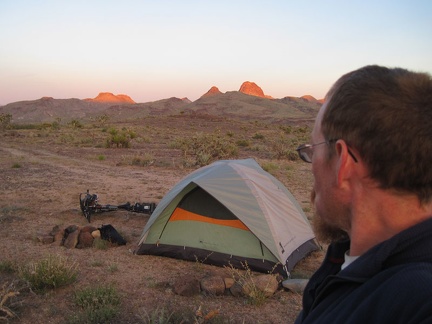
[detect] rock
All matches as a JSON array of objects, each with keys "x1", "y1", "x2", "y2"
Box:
[
  {"x1": 77, "y1": 231, "x2": 94, "y2": 248},
  {"x1": 200, "y1": 276, "x2": 226, "y2": 296},
  {"x1": 173, "y1": 276, "x2": 201, "y2": 297},
  {"x1": 229, "y1": 281, "x2": 244, "y2": 297},
  {"x1": 38, "y1": 235, "x2": 54, "y2": 244},
  {"x1": 64, "y1": 229, "x2": 80, "y2": 249},
  {"x1": 81, "y1": 225, "x2": 97, "y2": 233},
  {"x1": 49, "y1": 225, "x2": 61, "y2": 236},
  {"x1": 237, "y1": 274, "x2": 279, "y2": 298},
  {"x1": 65, "y1": 225, "x2": 79, "y2": 234},
  {"x1": 224, "y1": 277, "x2": 235, "y2": 289},
  {"x1": 54, "y1": 229, "x2": 65, "y2": 245},
  {"x1": 91, "y1": 230, "x2": 101, "y2": 238},
  {"x1": 252, "y1": 274, "x2": 279, "y2": 297},
  {"x1": 282, "y1": 279, "x2": 309, "y2": 294}
]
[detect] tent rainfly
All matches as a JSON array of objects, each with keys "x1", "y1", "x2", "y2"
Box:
[{"x1": 135, "y1": 158, "x2": 318, "y2": 276}]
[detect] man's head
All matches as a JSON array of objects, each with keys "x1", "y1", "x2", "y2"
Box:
[
  {"x1": 305, "y1": 65, "x2": 432, "y2": 242},
  {"x1": 322, "y1": 65, "x2": 432, "y2": 204}
]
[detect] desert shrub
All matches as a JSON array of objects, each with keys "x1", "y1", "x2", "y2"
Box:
[
  {"x1": 0, "y1": 113, "x2": 12, "y2": 130},
  {"x1": 18, "y1": 255, "x2": 78, "y2": 291},
  {"x1": 96, "y1": 114, "x2": 110, "y2": 127},
  {"x1": 70, "y1": 285, "x2": 120, "y2": 324},
  {"x1": 105, "y1": 127, "x2": 136, "y2": 148},
  {"x1": 9, "y1": 123, "x2": 40, "y2": 130},
  {"x1": 107, "y1": 264, "x2": 118, "y2": 273},
  {"x1": 270, "y1": 137, "x2": 300, "y2": 160},
  {"x1": 51, "y1": 120, "x2": 61, "y2": 130},
  {"x1": 261, "y1": 162, "x2": 278, "y2": 173},
  {"x1": 0, "y1": 280, "x2": 23, "y2": 320},
  {"x1": 138, "y1": 304, "x2": 220, "y2": 324},
  {"x1": 69, "y1": 119, "x2": 83, "y2": 129},
  {"x1": 176, "y1": 132, "x2": 238, "y2": 167},
  {"x1": 236, "y1": 139, "x2": 250, "y2": 147},
  {"x1": 252, "y1": 133, "x2": 265, "y2": 140},
  {"x1": 98, "y1": 155, "x2": 106, "y2": 161},
  {"x1": 11, "y1": 162, "x2": 21, "y2": 168},
  {"x1": 140, "y1": 306, "x2": 175, "y2": 323},
  {"x1": 0, "y1": 260, "x2": 16, "y2": 274},
  {"x1": 279, "y1": 125, "x2": 292, "y2": 134},
  {"x1": 131, "y1": 153, "x2": 155, "y2": 166}
]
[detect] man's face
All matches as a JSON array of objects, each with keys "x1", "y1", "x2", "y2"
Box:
[{"x1": 311, "y1": 103, "x2": 349, "y2": 242}]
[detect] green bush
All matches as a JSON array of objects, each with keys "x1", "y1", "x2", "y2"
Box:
[
  {"x1": 70, "y1": 285, "x2": 120, "y2": 324},
  {"x1": 105, "y1": 127, "x2": 137, "y2": 148},
  {"x1": 0, "y1": 260, "x2": 16, "y2": 274},
  {"x1": 176, "y1": 132, "x2": 238, "y2": 166},
  {"x1": 18, "y1": 255, "x2": 78, "y2": 291}
]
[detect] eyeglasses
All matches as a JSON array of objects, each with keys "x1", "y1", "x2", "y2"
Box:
[{"x1": 296, "y1": 140, "x2": 358, "y2": 163}]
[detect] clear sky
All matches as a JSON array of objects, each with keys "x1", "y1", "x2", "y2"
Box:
[{"x1": 1, "y1": 0, "x2": 431, "y2": 105}]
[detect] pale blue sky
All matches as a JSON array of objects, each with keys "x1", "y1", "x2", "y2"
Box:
[{"x1": 1, "y1": 0, "x2": 431, "y2": 105}]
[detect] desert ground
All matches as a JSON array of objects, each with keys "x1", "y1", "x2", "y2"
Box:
[{"x1": 0, "y1": 113, "x2": 324, "y2": 323}]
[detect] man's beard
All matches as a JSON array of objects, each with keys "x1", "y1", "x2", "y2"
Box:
[{"x1": 311, "y1": 189, "x2": 348, "y2": 243}]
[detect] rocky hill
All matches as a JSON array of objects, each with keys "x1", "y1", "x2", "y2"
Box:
[
  {"x1": 238, "y1": 81, "x2": 270, "y2": 98},
  {"x1": 0, "y1": 82, "x2": 322, "y2": 124},
  {"x1": 85, "y1": 92, "x2": 135, "y2": 104},
  {"x1": 201, "y1": 86, "x2": 223, "y2": 98}
]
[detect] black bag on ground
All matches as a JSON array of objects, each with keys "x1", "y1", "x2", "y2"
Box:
[{"x1": 99, "y1": 224, "x2": 126, "y2": 245}]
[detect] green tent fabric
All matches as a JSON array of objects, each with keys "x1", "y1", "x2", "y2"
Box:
[{"x1": 136, "y1": 158, "x2": 318, "y2": 276}]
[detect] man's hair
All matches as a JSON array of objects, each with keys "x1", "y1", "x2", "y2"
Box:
[{"x1": 322, "y1": 65, "x2": 432, "y2": 203}]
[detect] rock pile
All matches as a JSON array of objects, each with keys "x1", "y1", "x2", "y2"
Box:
[
  {"x1": 37, "y1": 224, "x2": 125, "y2": 249},
  {"x1": 173, "y1": 273, "x2": 282, "y2": 298}
]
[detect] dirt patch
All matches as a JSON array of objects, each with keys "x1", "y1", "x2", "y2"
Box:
[{"x1": 0, "y1": 115, "x2": 323, "y2": 323}]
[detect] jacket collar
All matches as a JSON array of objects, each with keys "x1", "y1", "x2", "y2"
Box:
[{"x1": 341, "y1": 217, "x2": 432, "y2": 278}]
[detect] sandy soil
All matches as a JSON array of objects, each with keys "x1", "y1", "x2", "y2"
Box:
[{"x1": 0, "y1": 115, "x2": 323, "y2": 323}]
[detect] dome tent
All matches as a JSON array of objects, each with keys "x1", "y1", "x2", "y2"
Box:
[{"x1": 135, "y1": 158, "x2": 318, "y2": 277}]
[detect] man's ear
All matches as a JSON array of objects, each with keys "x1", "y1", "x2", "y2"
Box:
[{"x1": 335, "y1": 140, "x2": 354, "y2": 189}]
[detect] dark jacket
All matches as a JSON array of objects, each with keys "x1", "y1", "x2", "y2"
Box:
[{"x1": 295, "y1": 218, "x2": 432, "y2": 324}]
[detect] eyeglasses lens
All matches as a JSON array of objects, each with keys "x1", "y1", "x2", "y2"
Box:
[{"x1": 297, "y1": 145, "x2": 313, "y2": 163}]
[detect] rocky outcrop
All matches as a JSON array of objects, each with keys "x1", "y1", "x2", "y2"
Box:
[
  {"x1": 300, "y1": 95, "x2": 325, "y2": 104},
  {"x1": 86, "y1": 92, "x2": 135, "y2": 104},
  {"x1": 239, "y1": 81, "x2": 266, "y2": 98},
  {"x1": 201, "y1": 86, "x2": 223, "y2": 98}
]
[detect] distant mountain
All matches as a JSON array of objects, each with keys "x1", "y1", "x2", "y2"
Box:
[
  {"x1": 0, "y1": 97, "x2": 108, "y2": 123},
  {"x1": 0, "y1": 96, "x2": 190, "y2": 124},
  {"x1": 85, "y1": 92, "x2": 135, "y2": 104},
  {"x1": 0, "y1": 84, "x2": 323, "y2": 124},
  {"x1": 184, "y1": 91, "x2": 320, "y2": 123},
  {"x1": 201, "y1": 86, "x2": 222, "y2": 98},
  {"x1": 239, "y1": 81, "x2": 266, "y2": 98},
  {"x1": 181, "y1": 97, "x2": 192, "y2": 103}
]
